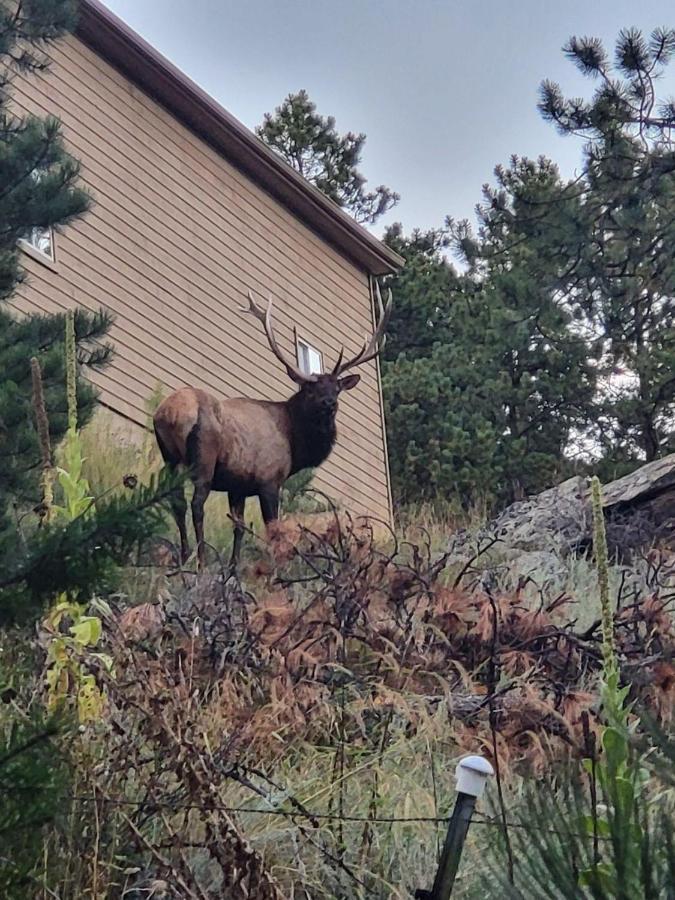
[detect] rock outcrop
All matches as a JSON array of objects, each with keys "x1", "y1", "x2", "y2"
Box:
[{"x1": 451, "y1": 453, "x2": 675, "y2": 568}]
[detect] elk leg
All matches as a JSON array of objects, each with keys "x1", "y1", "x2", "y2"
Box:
[
  {"x1": 228, "y1": 494, "x2": 246, "y2": 572},
  {"x1": 259, "y1": 486, "x2": 280, "y2": 526},
  {"x1": 259, "y1": 488, "x2": 280, "y2": 565},
  {"x1": 168, "y1": 472, "x2": 190, "y2": 564},
  {"x1": 191, "y1": 480, "x2": 211, "y2": 570},
  {"x1": 154, "y1": 424, "x2": 190, "y2": 563}
]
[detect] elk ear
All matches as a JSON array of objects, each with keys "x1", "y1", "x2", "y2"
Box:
[{"x1": 338, "y1": 374, "x2": 360, "y2": 392}]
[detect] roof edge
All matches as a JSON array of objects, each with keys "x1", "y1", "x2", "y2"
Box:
[{"x1": 75, "y1": 0, "x2": 404, "y2": 276}]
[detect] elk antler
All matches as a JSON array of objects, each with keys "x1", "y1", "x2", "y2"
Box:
[
  {"x1": 332, "y1": 281, "x2": 392, "y2": 375},
  {"x1": 242, "y1": 291, "x2": 312, "y2": 383}
]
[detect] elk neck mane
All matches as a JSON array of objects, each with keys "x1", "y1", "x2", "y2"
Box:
[{"x1": 286, "y1": 391, "x2": 337, "y2": 473}]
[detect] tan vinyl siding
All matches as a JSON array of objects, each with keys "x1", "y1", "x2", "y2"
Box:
[{"x1": 11, "y1": 34, "x2": 392, "y2": 519}]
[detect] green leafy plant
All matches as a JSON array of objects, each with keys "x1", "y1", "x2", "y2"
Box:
[
  {"x1": 43, "y1": 596, "x2": 112, "y2": 722},
  {"x1": 53, "y1": 426, "x2": 93, "y2": 521},
  {"x1": 574, "y1": 477, "x2": 644, "y2": 895},
  {"x1": 30, "y1": 356, "x2": 55, "y2": 524}
]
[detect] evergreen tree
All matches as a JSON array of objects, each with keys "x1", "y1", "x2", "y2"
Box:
[
  {"x1": 381, "y1": 224, "x2": 458, "y2": 359},
  {"x1": 0, "y1": 0, "x2": 110, "y2": 540},
  {"x1": 382, "y1": 161, "x2": 595, "y2": 509},
  {"x1": 0, "y1": 0, "x2": 179, "y2": 617},
  {"x1": 0, "y1": 3, "x2": 104, "y2": 891},
  {"x1": 451, "y1": 157, "x2": 597, "y2": 497},
  {"x1": 381, "y1": 226, "x2": 503, "y2": 507},
  {"x1": 0, "y1": 0, "x2": 89, "y2": 294},
  {"x1": 0, "y1": 708, "x2": 70, "y2": 899},
  {"x1": 0, "y1": 6, "x2": 177, "y2": 892},
  {"x1": 1, "y1": 309, "x2": 112, "y2": 536},
  {"x1": 537, "y1": 29, "x2": 675, "y2": 467},
  {"x1": 257, "y1": 90, "x2": 399, "y2": 224}
]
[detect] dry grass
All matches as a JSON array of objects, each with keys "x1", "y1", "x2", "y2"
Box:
[{"x1": 396, "y1": 499, "x2": 491, "y2": 555}]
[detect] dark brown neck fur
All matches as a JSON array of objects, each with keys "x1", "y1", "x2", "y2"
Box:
[{"x1": 286, "y1": 393, "x2": 337, "y2": 474}]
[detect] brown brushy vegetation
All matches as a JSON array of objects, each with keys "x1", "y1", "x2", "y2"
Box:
[{"x1": 33, "y1": 509, "x2": 675, "y2": 898}]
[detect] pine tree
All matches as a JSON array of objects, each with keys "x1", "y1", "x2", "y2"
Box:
[
  {"x1": 0, "y1": 4, "x2": 102, "y2": 891},
  {"x1": 381, "y1": 224, "x2": 457, "y2": 359},
  {"x1": 382, "y1": 164, "x2": 596, "y2": 510},
  {"x1": 0, "y1": 0, "x2": 89, "y2": 295},
  {"x1": 0, "y1": 0, "x2": 111, "y2": 541},
  {"x1": 1, "y1": 309, "x2": 112, "y2": 533},
  {"x1": 450, "y1": 157, "x2": 597, "y2": 497},
  {"x1": 381, "y1": 226, "x2": 504, "y2": 507},
  {"x1": 386, "y1": 29, "x2": 675, "y2": 507},
  {"x1": 0, "y1": 709, "x2": 70, "y2": 899},
  {"x1": 473, "y1": 753, "x2": 675, "y2": 899},
  {"x1": 257, "y1": 90, "x2": 399, "y2": 224},
  {"x1": 537, "y1": 28, "x2": 675, "y2": 468}
]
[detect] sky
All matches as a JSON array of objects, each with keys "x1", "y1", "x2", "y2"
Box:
[{"x1": 102, "y1": 0, "x2": 675, "y2": 240}]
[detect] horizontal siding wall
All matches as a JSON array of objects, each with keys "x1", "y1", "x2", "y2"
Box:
[{"x1": 12, "y1": 34, "x2": 392, "y2": 520}]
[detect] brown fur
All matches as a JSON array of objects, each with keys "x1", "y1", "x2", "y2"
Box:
[{"x1": 154, "y1": 388, "x2": 293, "y2": 486}]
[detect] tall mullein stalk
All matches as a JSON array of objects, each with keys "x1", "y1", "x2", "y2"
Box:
[
  {"x1": 65, "y1": 308, "x2": 77, "y2": 433},
  {"x1": 54, "y1": 311, "x2": 93, "y2": 521},
  {"x1": 591, "y1": 475, "x2": 627, "y2": 727},
  {"x1": 591, "y1": 476, "x2": 615, "y2": 669},
  {"x1": 30, "y1": 356, "x2": 54, "y2": 524}
]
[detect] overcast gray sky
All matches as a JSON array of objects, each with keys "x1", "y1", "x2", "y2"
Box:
[{"x1": 103, "y1": 0, "x2": 675, "y2": 239}]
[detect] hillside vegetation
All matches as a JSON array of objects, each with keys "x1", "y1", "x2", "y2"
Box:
[{"x1": 1, "y1": 419, "x2": 672, "y2": 897}]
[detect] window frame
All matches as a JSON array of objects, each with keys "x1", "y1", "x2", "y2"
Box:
[
  {"x1": 19, "y1": 226, "x2": 57, "y2": 269},
  {"x1": 295, "y1": 333, "x2": 324, "y2": 376},
  {"x1": 19, "y1": 168, "x2": 58, "y2": 267}
]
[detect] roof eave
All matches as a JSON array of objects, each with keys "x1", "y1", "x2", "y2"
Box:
[{"x1": 76, "y1": 0, "x2": 404, "y2": 276}]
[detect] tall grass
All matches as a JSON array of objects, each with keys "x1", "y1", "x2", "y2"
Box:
[{"x1": 396, "y1": 498, "x2": 491, "y2": 553}]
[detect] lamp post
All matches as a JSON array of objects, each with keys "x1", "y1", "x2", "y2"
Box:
[{"x1": 416, "y1": 755, "x2": 494, "y2": 900}]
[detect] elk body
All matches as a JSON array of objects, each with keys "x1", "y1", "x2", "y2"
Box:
[{"x1": 153, "y1": 286, "x2": 391, "y2": 570}]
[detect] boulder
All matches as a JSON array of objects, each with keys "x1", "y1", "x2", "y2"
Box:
[
  {"x1": 451, "y1": 453, "x2": 675, "y2": 564},
  {"x1": 603, "y1": 454, "x2": 675, "y2": 553},
  {"x1": 487, "y1": 475, "x2": 590, "y2": 556},
  {"x1": 602, "y1": 454, "x2": 675, "y2": 507}
]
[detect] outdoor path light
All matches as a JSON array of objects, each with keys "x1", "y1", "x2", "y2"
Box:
[{"x1": 415, "y1": 755, "x2": 494, "y2": 900}]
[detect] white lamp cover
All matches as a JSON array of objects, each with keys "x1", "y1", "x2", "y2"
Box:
[{"x1": 455, "y1": 755, "x2": 494, "y2": 797}]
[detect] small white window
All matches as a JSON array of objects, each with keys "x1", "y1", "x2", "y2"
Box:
[
  {"x1": 19, "y1": 169, "x2": 56, "y2": 263},
  {"x1": 21, "y1": 226, "x2": 55, "y2": 262},
  {"x1": 297, "y1": 338, "x2": 323, "y2": 375}
]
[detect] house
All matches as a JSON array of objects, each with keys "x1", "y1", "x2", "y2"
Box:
[{"x1": 12, "y1": 0, "x2": 403, "y2": 522}]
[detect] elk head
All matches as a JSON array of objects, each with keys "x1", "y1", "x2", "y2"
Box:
[{"x1": 242, "y1": 283, "x2": 392, "y2": 420}]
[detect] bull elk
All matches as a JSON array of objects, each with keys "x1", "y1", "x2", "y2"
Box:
[{"x1": 153, "y1": 284, "x2": 391, "y2": 570}]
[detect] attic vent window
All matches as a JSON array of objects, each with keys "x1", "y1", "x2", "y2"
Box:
[{"x1": 297, "y1": 338, "x2": 323, "y2": 376}]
